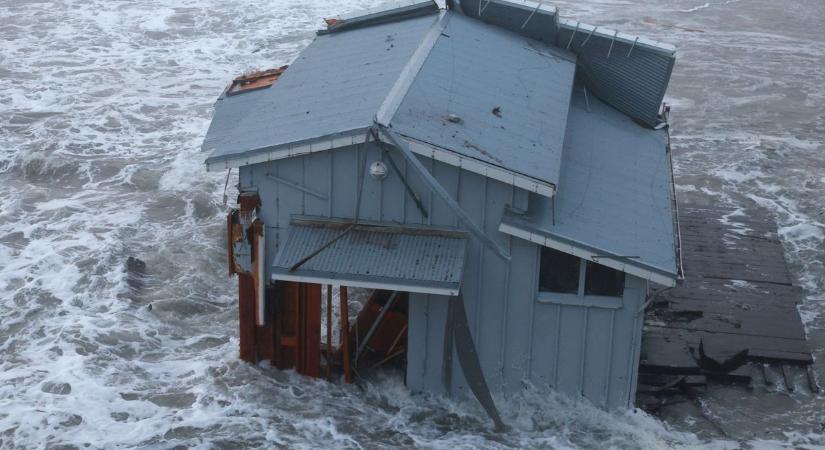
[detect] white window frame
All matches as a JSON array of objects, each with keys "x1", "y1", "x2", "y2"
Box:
[{"x1": 535, "y1": 247, "x2": 624, "y2": 309}]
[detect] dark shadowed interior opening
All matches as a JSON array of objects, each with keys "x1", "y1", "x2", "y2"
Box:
[
  {"x1": 584, "y1": 261, "x2": 625, "y2": 297},
  {"x1": 539, "y1": 247, "x2": 580, "y2": 294}
]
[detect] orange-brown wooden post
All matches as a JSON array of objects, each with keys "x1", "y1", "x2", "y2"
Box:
[
  {"x1": 339, "y1": 285, "x2": 351, "y2": 383},
  {"x1": 238, "y1": 273, "x2": 257, "y2": 362},
  {"x1": 326, "y1": 285, "x2": 333, "y2": 380}
]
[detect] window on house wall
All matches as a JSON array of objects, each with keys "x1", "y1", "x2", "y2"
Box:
[
  {"x1": 538, "y1": 248, "x2": 626, "y2": 298},
  {"x1": 539, "y1": 247, "x2": 580, "y2": 294},
  {"x1": 584, "y1": 261, "x2": 625, "y2": 297}
]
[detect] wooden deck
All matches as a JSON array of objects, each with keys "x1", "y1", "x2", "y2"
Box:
[{"x1": 640, "y1": 206, "x2": 811, "y2": 386}]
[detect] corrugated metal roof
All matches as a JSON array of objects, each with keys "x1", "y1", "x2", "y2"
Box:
[
  {"x1": 203, "y1": 13, "x2": 439, "y2": 166},
  {"x1": 390, "y1": 13, "x2": 576, "y2": 189},
  {"x1": 271, "y1": 217, "x2": 469, "y2": 295},
  {"x1": 556, "y1": 19, "x2": 675, "y2": 127},
  {"x1": 459, "y1": 0, "x2": 559, "y2": 44},
  {"x1": 500, "y1": 86, "x2": 677, "y2": 282}
]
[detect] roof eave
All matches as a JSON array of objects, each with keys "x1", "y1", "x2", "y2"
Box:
[
  {"x1": 204, "y1": 127, "x2": 370, "y2": 172},
  {"x1": 499, "y1": 213, "x2": 677, "y2": 287}
]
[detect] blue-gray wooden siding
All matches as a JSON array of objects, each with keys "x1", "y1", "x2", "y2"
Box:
[{"x1": 238, "y1": 141, "x2": 646, "y2": 409}]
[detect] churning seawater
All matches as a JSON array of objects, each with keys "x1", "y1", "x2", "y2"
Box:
[{"x1": 0, "y1": 0, "x2": 823, "y2": 448}]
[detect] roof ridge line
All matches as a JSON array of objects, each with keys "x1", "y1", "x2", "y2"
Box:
[{"x1": 375, "y1": 10, "x2": 451, "y2": 126}]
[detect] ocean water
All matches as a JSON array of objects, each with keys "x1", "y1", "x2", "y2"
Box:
[{"x1": 0, "y1": 0, "x2": 823, "y2": 448}]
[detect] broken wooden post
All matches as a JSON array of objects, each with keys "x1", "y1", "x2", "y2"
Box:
[
  {"x1": 340, "y1": 285, "x2": 351, "y2": 383},
  {"x1": 326, "y1": 284, "x2": 333, "y2": 380}
]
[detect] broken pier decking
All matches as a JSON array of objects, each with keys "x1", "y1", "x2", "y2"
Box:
[{"x1": 641, "y1": 206, "x2": 811, "y2": 385}]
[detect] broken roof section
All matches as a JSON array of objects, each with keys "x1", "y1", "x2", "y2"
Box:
[
  {"x1": 461, "y1": 0, "x2": 675, "y2": 127},
  {"x1": 500, "y1": 87, "x2": 678, "y2": 286}
]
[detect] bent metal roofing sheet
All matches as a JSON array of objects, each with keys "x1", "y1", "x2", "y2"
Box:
[
  {"x1": 499, "y1": 86, "x2": 678, "y2": 286},
  {"x1": 271, "y1": 217, "x2": 469, "y2": 295}
]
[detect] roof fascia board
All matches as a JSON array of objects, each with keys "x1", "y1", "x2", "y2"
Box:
[
  {"x1": 204, "y1": 128, "x2": 369, "y2": 172},
  {"x1": 383, "y1": 133, "x2": 556, "y2": 198},
  {"x1": 557, "y1": 18, "x2": 676, "y2": 56},
  {"x1": 271, "y1": 270, "x2": 460, "y2": 296},
  {"x1": 499, "y1": 220, "x2": 677, "y2": 287},
  {"x1": 375, "y1": 10, "x2": 451, "y2": 126}
]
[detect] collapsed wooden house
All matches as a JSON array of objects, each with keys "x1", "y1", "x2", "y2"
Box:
[{"x1": 202, "y1": 0, "x2": 682, "y2": 422}]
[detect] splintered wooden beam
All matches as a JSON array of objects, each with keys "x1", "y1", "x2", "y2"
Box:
[
  {"x1": 326, "y1": 285, "x2": 333, "y2": 380},
  {"x1": 378, "y1": 125, "x2": 511, "y2": 261},
  {"x1": 340, "y1": 286, "x2": 352, "y2": 383}
]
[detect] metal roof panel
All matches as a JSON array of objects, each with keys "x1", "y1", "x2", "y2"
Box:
[
  {"x1": 557, "y1": 19, "x2": 675, "y2": 127},
  {"x1": 271, "y1": 218, "x2": 469, "y2": 295},
  {"x1": 390, "y1": 13, "x2": 576, "y2": 189},
  {"x1": 501, "y1": 86, "x2": 677, "y2": 279},
  {"x1": 203, "y1": 13, "x2": 440, "y2": 166}
]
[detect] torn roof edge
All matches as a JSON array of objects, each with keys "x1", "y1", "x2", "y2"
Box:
[
  {"x1": 557, "y1": 18, "x2": 675, "y2": 56},
  {"x1": 319, "y1": 0, "x2": 440, "y2": 35}
]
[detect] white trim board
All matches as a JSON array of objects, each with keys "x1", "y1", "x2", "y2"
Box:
[
  {"x1": 204, "y1": 131, "x2": 369, "y2": 172},
  {"x1": 271, "y1": 272, "x2": 459, "y2": 296},
  {"x1": 499, "y1": 222, "x2": 677, "y2": 287}
]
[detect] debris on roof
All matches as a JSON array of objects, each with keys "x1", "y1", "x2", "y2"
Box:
[{"x1": 226, "y1": 66, "x2": 289, "y2": 96}]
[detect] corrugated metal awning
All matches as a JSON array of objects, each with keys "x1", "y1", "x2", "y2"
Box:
[{"x1": 271, "y1": 217, "x2": 468, "y2": 296}]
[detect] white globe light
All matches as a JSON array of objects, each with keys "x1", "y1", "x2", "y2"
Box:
[{"x1": 369, "y1": 161, "x2": 388, "y2": 180}]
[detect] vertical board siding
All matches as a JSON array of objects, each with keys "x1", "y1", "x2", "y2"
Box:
[
  {"x1": 406, "y1": 292, "x2": 428, "y2": 392},
  {"x1": 244, "y1": 142, "x2": 647, "y2": 409},
  {"x1": 583, "y1": 307, "x2": 613, "y2": 406},
  {"x1": 501, "y1": 238, "x2": 533, "y2": 392},
  {"x1": 380, "y1": 150, "x2": 405, "y2": 223}
]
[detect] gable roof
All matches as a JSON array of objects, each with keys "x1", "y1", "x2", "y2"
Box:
[
  {"x1": 203, "y1": 0, "x2": 676, "y2": 200},
  {"x1": 500, "y1": 86, "x2": 678, "y2": 286}
]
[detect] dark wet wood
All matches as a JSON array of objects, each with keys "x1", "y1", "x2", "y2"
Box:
[{"x1": 641, "y1": 206, "x2": 811, "y2": 385}]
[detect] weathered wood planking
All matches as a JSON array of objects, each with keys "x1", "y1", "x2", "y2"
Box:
[{"x1": 641, "y1": 206, "x2": 811, "y2": 378}]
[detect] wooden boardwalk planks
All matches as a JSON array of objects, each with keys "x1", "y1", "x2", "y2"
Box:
[{"x1": 640, "y1": 206, "x2": 811, "y2": 382}]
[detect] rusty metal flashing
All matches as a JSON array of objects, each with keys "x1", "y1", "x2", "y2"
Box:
[{"x1": 226, "y1": 66, "x2": 288, "y2": 96}]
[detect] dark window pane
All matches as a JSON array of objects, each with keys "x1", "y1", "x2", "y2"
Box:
[
  {"x1": 584, "y1": 261, "x2": 625, "y2": 297},
  {"x1": 539, "y1": 247, "x2": 580, "y2": 294}
]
